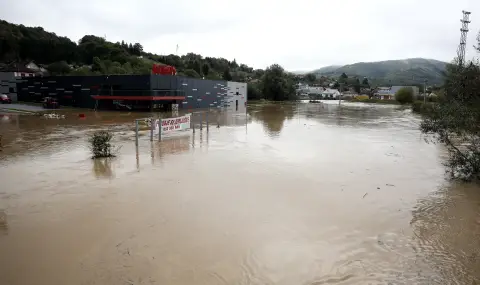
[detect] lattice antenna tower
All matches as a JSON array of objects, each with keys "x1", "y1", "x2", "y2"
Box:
[{"x1": 457, "y1": 10, "x2": 471, "y2": 66}]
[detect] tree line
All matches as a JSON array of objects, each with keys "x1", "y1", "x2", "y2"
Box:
[
  {"x1": 420, "y1": 32, "x2": 480, "y2": 181},
  {"x1": 0, "y1": 19, "x2": 297, "y2": 101}
]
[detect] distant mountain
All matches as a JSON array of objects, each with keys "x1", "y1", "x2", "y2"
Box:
[
  {"x1": 311, "y1": 65, "x2": 342, "y2": 74},
  {"x1": 291, "y1": 70, "x2": 310, "y2": 75},
  {"x1": 312, "y1": 58, "x2": 447, "y2": 86}
]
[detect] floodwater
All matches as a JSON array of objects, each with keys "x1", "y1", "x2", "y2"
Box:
[{"x1": 0, "y1": 102, "x2": 479, "y2": 285}]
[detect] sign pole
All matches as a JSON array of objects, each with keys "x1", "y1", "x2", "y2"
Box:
[
  {"x1": 206, "y1": 109, "x2": 209, "y2": 132},
  {"x1": 150, "y1": 118, "x2": 154, "y2": 141},
  {"x1": 192, "y1": 112, "x2": 195, "y2": 133},
  {"x1": 135, "y1": 120, "x2": 139, "y2": 146},
  {"x1": 158, "y1": 118, "x2": 162, "y2": 141}
]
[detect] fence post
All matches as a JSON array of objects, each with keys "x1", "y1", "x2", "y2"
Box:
[
  {"x1": 206, "y1": 110, "x2": 209, "y2": 132},
  {"x1": 200, "y1": 112, "x2": 203, "y2": 131},
  {"x1": 150, "y1": 118, "x2": 154, "y2": 141},
  {"x1": 192, "y1": 112, "x2": 195, "y2": 133},
  {"x1": 135, "y1": 120, "x2": 139, "y2": 146},
  {"x1": 158, "y1": 118, "x2": 162, "y2": 141}
]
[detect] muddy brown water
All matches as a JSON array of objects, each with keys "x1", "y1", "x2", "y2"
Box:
[{"x1": 0, "y1": 102, "x2": 479, "y2": 285}]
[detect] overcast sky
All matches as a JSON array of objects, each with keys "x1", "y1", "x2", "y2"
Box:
[{"x1": 2, "y1": 0, "x2": 480, "y2": 71}]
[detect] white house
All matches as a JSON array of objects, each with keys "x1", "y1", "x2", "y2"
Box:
[
  {"x1": 322, "y1": 88, "x2": 341, "y2": 99},
  {"x1": 375, "y1": 86, "x2": 419, "y2": 100}
]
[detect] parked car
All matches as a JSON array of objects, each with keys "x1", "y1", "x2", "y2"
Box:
[
  {"x1": 0, "y1": 94, "x2": 11, "y2": 104},
  {"x1": 43, "y1": 97, "x2": 59, "y2": 109}
]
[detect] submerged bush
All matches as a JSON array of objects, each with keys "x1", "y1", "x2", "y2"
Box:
[
  {"x1": 412, "y1": 101, "x2": 435, "y2": 114},
  {"x1": 395, "y1": 87, "x2": 414, "y2": 104},
  {"x1": 88, "y1": 130, "x2": 119, "y2": 158}
]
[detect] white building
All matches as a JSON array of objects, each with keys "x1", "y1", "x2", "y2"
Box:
[
  {"x1": 225, "y1": 81, "x2": 247, "y2": 112},
  {"x1": 375, "y1": 86, "x2": 420, "y2": 100},
  {"x1": 296, "y1": 83, "x2": 342, "y2": 99}
]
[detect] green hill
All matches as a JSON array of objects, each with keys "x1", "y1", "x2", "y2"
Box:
[
  {"x1": 312, "y1": 58, "x2": 447, "y2": 86},
  {"x1": 0, "y1": 19, "x2": 261, "y2": 81}
]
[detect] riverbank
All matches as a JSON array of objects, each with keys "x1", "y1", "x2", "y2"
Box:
[
  {"x1": 0, "y1": 102, "x2": 57, "y2": 114},
  {"x1": 347, "y1": 98, "x2": 401, "y2": 105},
  {"x1": 0, "y1": 104, "x2": 43, "y2": 114},
  {"x1": 412, "y1": 100, "x2": 436, "y2": 113}
]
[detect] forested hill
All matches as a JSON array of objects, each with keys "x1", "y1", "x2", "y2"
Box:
[
  {"x1": 0, "y1": 19, "x2": 262, "y2": 81},
  {"x1": 312, "y1": 58, "x2": 447, "y2": 86}
]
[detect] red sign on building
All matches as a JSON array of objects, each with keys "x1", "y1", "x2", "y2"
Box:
[{"x1": 152, "y1": 64, "x2": 177, "y2": 75}]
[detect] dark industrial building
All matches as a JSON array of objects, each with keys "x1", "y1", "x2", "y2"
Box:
[{"x1": 15, "y1": 74, "x2": 247, "y2": 111}]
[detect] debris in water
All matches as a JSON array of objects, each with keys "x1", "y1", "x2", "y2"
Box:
[
  {"x1": 363, "y1": 192, "x2": 368, "y2": 198},
  {"x1": 43, "y1": 113, "x2": 65, "y2": 119},
  {"x1": 386, "y1": 184, "x2": 395, "y2": 187}
]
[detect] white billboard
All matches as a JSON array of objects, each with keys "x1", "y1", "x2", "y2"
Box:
[{"x1": 155, "y1": 114, "x2": 191, "y2": 135}]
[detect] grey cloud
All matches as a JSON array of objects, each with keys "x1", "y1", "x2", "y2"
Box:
[{"x1": 1, "y1": 0, "x2": 480, "y2": 70}]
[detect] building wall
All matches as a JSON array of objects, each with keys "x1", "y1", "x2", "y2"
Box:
[
  {"x1": 0, "y1": 72, "x2": 18, "y2": 101},
  {"x1": 151, "y1": 75, "x2": 228, "y2": 110},
  {"x1": 17, "y1": 75, "x2": 152, "y2": 108},
  {"x1": 226, "y1": 81, "x2": 247, "y2": 112},
  {"x1": 15, "y1": 74, "x2": 248, "y2": 111}
]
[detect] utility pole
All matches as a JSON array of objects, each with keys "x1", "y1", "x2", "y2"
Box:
[
  {"x1": 424, "y1": 79, "x2": 427, "y2": 104},
  {"x1": 457, "y1": 10, "x2": 471, "y2": 66},
  {"x1": 339, "y1": 82, "x2": 343, "y2": 106}
]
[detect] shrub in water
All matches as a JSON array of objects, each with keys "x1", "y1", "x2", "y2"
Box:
[
  {"x1": 88, "y1": 130, "x2": 118, "y2": 158},
  {"x1": 395, "y1": 87, "x2": 414, "y2": 104}
]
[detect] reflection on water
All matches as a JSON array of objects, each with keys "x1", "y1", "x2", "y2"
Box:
[
  {"x1": 249, "y1": 104, "x2": 294, "y2": 137},
  {"x1": 0, "y1": 103, "x2": 479, "y2": 285},
  {"x1": 0, "y1": 210, "x2": 7, "y2": 235},
  {"x1": 92, "y1": 158, "x2": 115, "y2": 179}
]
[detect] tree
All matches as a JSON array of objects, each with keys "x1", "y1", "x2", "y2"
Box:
[
  {"x1": 91, "y1": 57, "x2": 106, "y2": 73},
  {"x1": 304, "y1": 73, "x2": 316, "y2": 83},
  {"x1": 261, "y1": 64, "x2": 296, "y2": 101},
  {"x1": 47, "y1": 61, "x2": 71, "y2": 75},
  {"x1": 0, "y1": 19, "x2": 270, "y2": 81},
  {"x1": 362, "y1": 77, "x2": 369, "y2": 87},
  {"x1": 421, "y1": 55, "x2": 480, "y2": 180},
  {"x1": 395, "y1": 87, "x2": 414, "y2": 104},
  {"x1": 184, "y1": 69, "x2": 201, "y2": 78},
  {"x1": 222, "y1": 68, "x2": 233, "y2": 81},
  {"x1": 353, "y1": 78, "x2": 361, "y2": 93},
  {"x1": 339, "y1": 72, "x2": 348, "y2": 84},
  {"x1": 202, "y1": 63, "x2": 210, "y2": 76},
  {"x1": 191, "y1": 60, "x2": 202, "y2": 75},
  {"x1": 132, "y1": 43, "x2": 143, "y2": 56},
  {"x1": 247, "y1": 82, "x2": 262, "y2": 100},
  {"x1": 230, "y1": 58, "x2": 238, "y2": 69}
]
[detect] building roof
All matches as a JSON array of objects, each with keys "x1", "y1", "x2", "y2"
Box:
[{"x1": 376, "y1": 86, "x2": 410, "y2": 95}]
